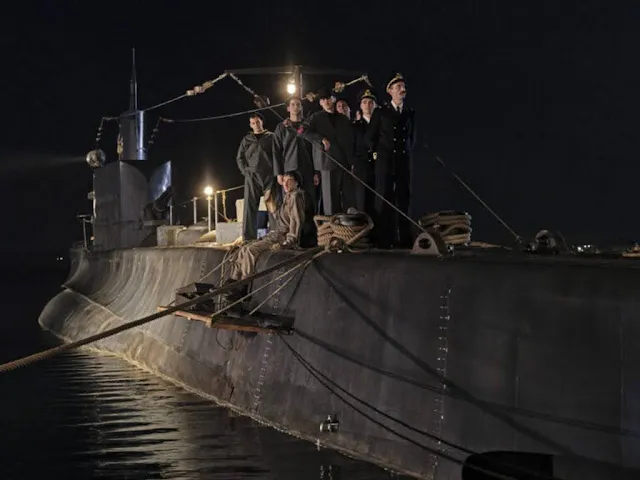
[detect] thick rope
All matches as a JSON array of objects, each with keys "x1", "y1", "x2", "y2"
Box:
[
  {"x1": 0, "y1": 247, "x2": 322, "y2": 373},
  {"x1": 419, "y1": 211, "x2": 473, "y2": 246},
  {"x1": 314, "y1": 213, "x2": 374, "y2": 250},
  {"x1": 1, "y1": 218, "x2": 374, "y2": 374}
]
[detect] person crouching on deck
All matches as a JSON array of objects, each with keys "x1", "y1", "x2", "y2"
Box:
[{"x1": 223, "y1": 171, "x2": 316, "y2": 301}]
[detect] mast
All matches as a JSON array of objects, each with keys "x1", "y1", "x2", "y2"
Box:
[
  {"x1": 293, "y1": 64, "x2": 302, "y2": 98},
  {"x1": 118, "y1": 47, "x2": 146, "y2": 161},
  {"x1": 130, "y1": 48, "x2": 138, "y2": 111}
]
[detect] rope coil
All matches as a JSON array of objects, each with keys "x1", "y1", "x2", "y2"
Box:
[
  {"x1": 418, "y1": 211, "x2": 472, "y2": 246},
  {"x1": 314, "y1": 212, "x2": 374, "y2": 250}
]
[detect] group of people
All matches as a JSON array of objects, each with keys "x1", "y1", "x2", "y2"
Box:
[{"x1": 235, "y1": 72, "x2": 417, "y2": 251}]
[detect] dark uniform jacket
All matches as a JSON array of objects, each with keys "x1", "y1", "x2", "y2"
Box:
[
  {"x1": 353, "y1": 118, "x2": 374, "y2": 167},
  {"x1": 272, "y1": 120, "x2": 315, "y2": 178},
  {"x1": 366, "y1": 104, "x2": 417, "y2": 175},
  {"x1": 298, "y1": 110, "x2": 356, "y2": 171},
  {"x1": 236, "y1": 131, "x2": 275, "y2": 180}
]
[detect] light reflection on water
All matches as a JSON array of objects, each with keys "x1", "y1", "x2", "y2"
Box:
[{"x1": 0, "y1": 349, "x2": 404, "y2": 480}]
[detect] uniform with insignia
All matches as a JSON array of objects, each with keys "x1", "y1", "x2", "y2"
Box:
[
  {"x1": 352, "y1": 88, "x2": 377, "y2": 214},
  {"x1": 366, "y1": 73, "x2": 417, "y2": 248}
]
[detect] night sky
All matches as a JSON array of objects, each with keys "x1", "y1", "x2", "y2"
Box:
[{"x1": 1, "y1": 1, "x2": 639, "y2": 259}]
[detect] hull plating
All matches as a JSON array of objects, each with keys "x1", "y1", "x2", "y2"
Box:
[{"x1": 38, "y1": 246, "x2": 640, "y2": 479}]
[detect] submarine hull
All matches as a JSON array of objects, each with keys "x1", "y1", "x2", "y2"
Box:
[{"x1": 38, "y1": 245, "x2": 640, "y2": 479}]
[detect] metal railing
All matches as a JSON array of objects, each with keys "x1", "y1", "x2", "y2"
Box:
[
  {"x1": 75, "y1": 185, "x2": 245, "y2": 250},
  {"x1": 168, "y1": 185, "x2": 244, "y2": 230},
  {"x1": 76, "y1": 214, "x2": 94, "y2": 250}
]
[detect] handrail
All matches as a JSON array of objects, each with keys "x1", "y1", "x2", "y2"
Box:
[
  {"x1": 168, "y1": 184, "x2": 244, "y2": 227},
  {"x1": 215, "y1": 185, "x2": 243, "y2": 194},
  {"x1": 82, "y1": 184, "x2": 246, "y2": 234}
]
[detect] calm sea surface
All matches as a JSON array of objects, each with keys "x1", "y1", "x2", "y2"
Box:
[{"x1": 0, "y1": 265, "x2": 404, "y2": 480}]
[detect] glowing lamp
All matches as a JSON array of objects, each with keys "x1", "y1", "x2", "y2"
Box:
[
  {"x1": 286, "y1": 80, "x2": 296, "y2": 95},
  {"x1": 204, "y1": 186, "x2": 214, "y2": 197}
]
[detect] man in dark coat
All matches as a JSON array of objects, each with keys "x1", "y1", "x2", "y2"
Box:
[
  {"x1": 366, "y1": 73, "x2": 417, "y2": 248},
  {"x1": 236, "y1": 112, "x2": 276, "y2": 241},
  {"x1": 272, "y1": 96, "x2": 319, "y2": 213},
  {"x1": 297, "y1": 87, "x2": 356, "y2": 215},
  {"x1": 352, "y1": 88, "x2": 377, "y2": 214}
]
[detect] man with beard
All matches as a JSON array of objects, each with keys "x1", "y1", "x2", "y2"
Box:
[
  {"x1": 297, "y1": 87, "x2": 356, "y2": 215},
  {"x1": 352, "y1": 88, "x2": 377, "y2": 214},
  {"x1": 366, "y1": 73, "x2": 417, "y2": 248},
  {"x1": 236, "y1": 112, "x2": 276, "y2": 241},
  {"x1": 272, "y1": 96, "x2": 320, "y2": 212}
]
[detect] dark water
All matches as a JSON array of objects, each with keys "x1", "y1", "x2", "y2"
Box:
[{"x1": 0, "y1": 266, "x2": 403, "y2": 480}]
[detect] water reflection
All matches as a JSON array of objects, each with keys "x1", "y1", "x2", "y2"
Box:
[{"x1": 1, "y1": 350, "x2": 405, "y2": 479}]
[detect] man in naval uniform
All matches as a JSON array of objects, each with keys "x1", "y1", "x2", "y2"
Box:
[
  {"x1": 272, "y1": 96, "x2": 320, "y2": 213},
  {"x1": 366, "y1": 73, "x2": 417, "y2": 248},
  {"x1": 297, "y1": 87, "x2": 356, "y2": 215},
  {"x1": 352, "y1": 88, "x2": 378, "y2": 214},
  {"x1": 225, "y1": 171, "x2": 314, "y2": 298},
  {"x1": 236, "y1": 112, "x2": 276, "y2": 241}
]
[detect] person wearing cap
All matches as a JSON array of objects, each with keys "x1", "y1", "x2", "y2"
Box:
[
  {"x1": 297, "y1": 87, "x2": 356, "y2": 215},
  {"x1": 352, "y1": 88, "x2": 378, "y2": 214},
  {"x1": 272, "y1": 96, "x2": 320, "y2": 213},
  {"x1": 366, "y1": 73, "x2": 417, "y2": 248},
  {"x1": 222, "y1": 170, "x2": 316, "y2": 301},
  {"x1": 236, "y1": 112, "x2": 276, "y2": 241}
]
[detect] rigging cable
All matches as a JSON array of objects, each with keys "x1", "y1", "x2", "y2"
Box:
[
  {"x1": 428, "y1": 149, "x2": 522, "y2": 244},
  {"x1": 292, "y1": 328, "x2": 640, "y2": 439},
  {"x1": 161, "y1": 103, "x2": 286, "y2": 124},
  {"x1": 146, "y1": 117, "x2": 162, "y2": 151},
  {"x1": 226, "y1": 73, "x2": 430, "y2": 237},
  {"x1": 94, "y1": 116, "x2": 111, "y2": 149},
  {"x1": 275, "y1": 265, "x2": 565, "y2": 480},
  {"x1": 226, "y1": 71, "x2": 521, "y2": 248},
  {"x1": 0, "y1": 215, "x2": 374, "y2": 374},
  {"x1": 0, "y1": 248, "x2": 323, "y2": 374},
  {"x1": 311, "y1": 262, "x2": 576, "y2": 456},
  {"x1": 115, "y1": 72, "x2": 230, "y2": 119},
  {"x1": 281, "y1": 337, "x2": 560, "y2": 480}
]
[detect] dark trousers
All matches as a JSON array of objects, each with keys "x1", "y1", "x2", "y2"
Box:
[
  {"x1": 353, "y1": 160, "x2": 375, "y2": 215},
  {"x1": 320, "y1": 168, "x2": 356, "y2": 215},
  {"x1": 243, "y1": 172, "x2": 275, "y2": 241},
  {"x1": 374, "y1": 160, "x2": 411, "y2": 248}
]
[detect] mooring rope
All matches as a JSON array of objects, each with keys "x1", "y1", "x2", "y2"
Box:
[
  {"x1": 314, "y1": 213, "x2": 374, "y2": 250},
  {"x1": 0, "y1": 247, "x2": 322, "y2": 373},
  {"x1": 0, "y1": 219, "x2": 373, "y2": 374}
]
